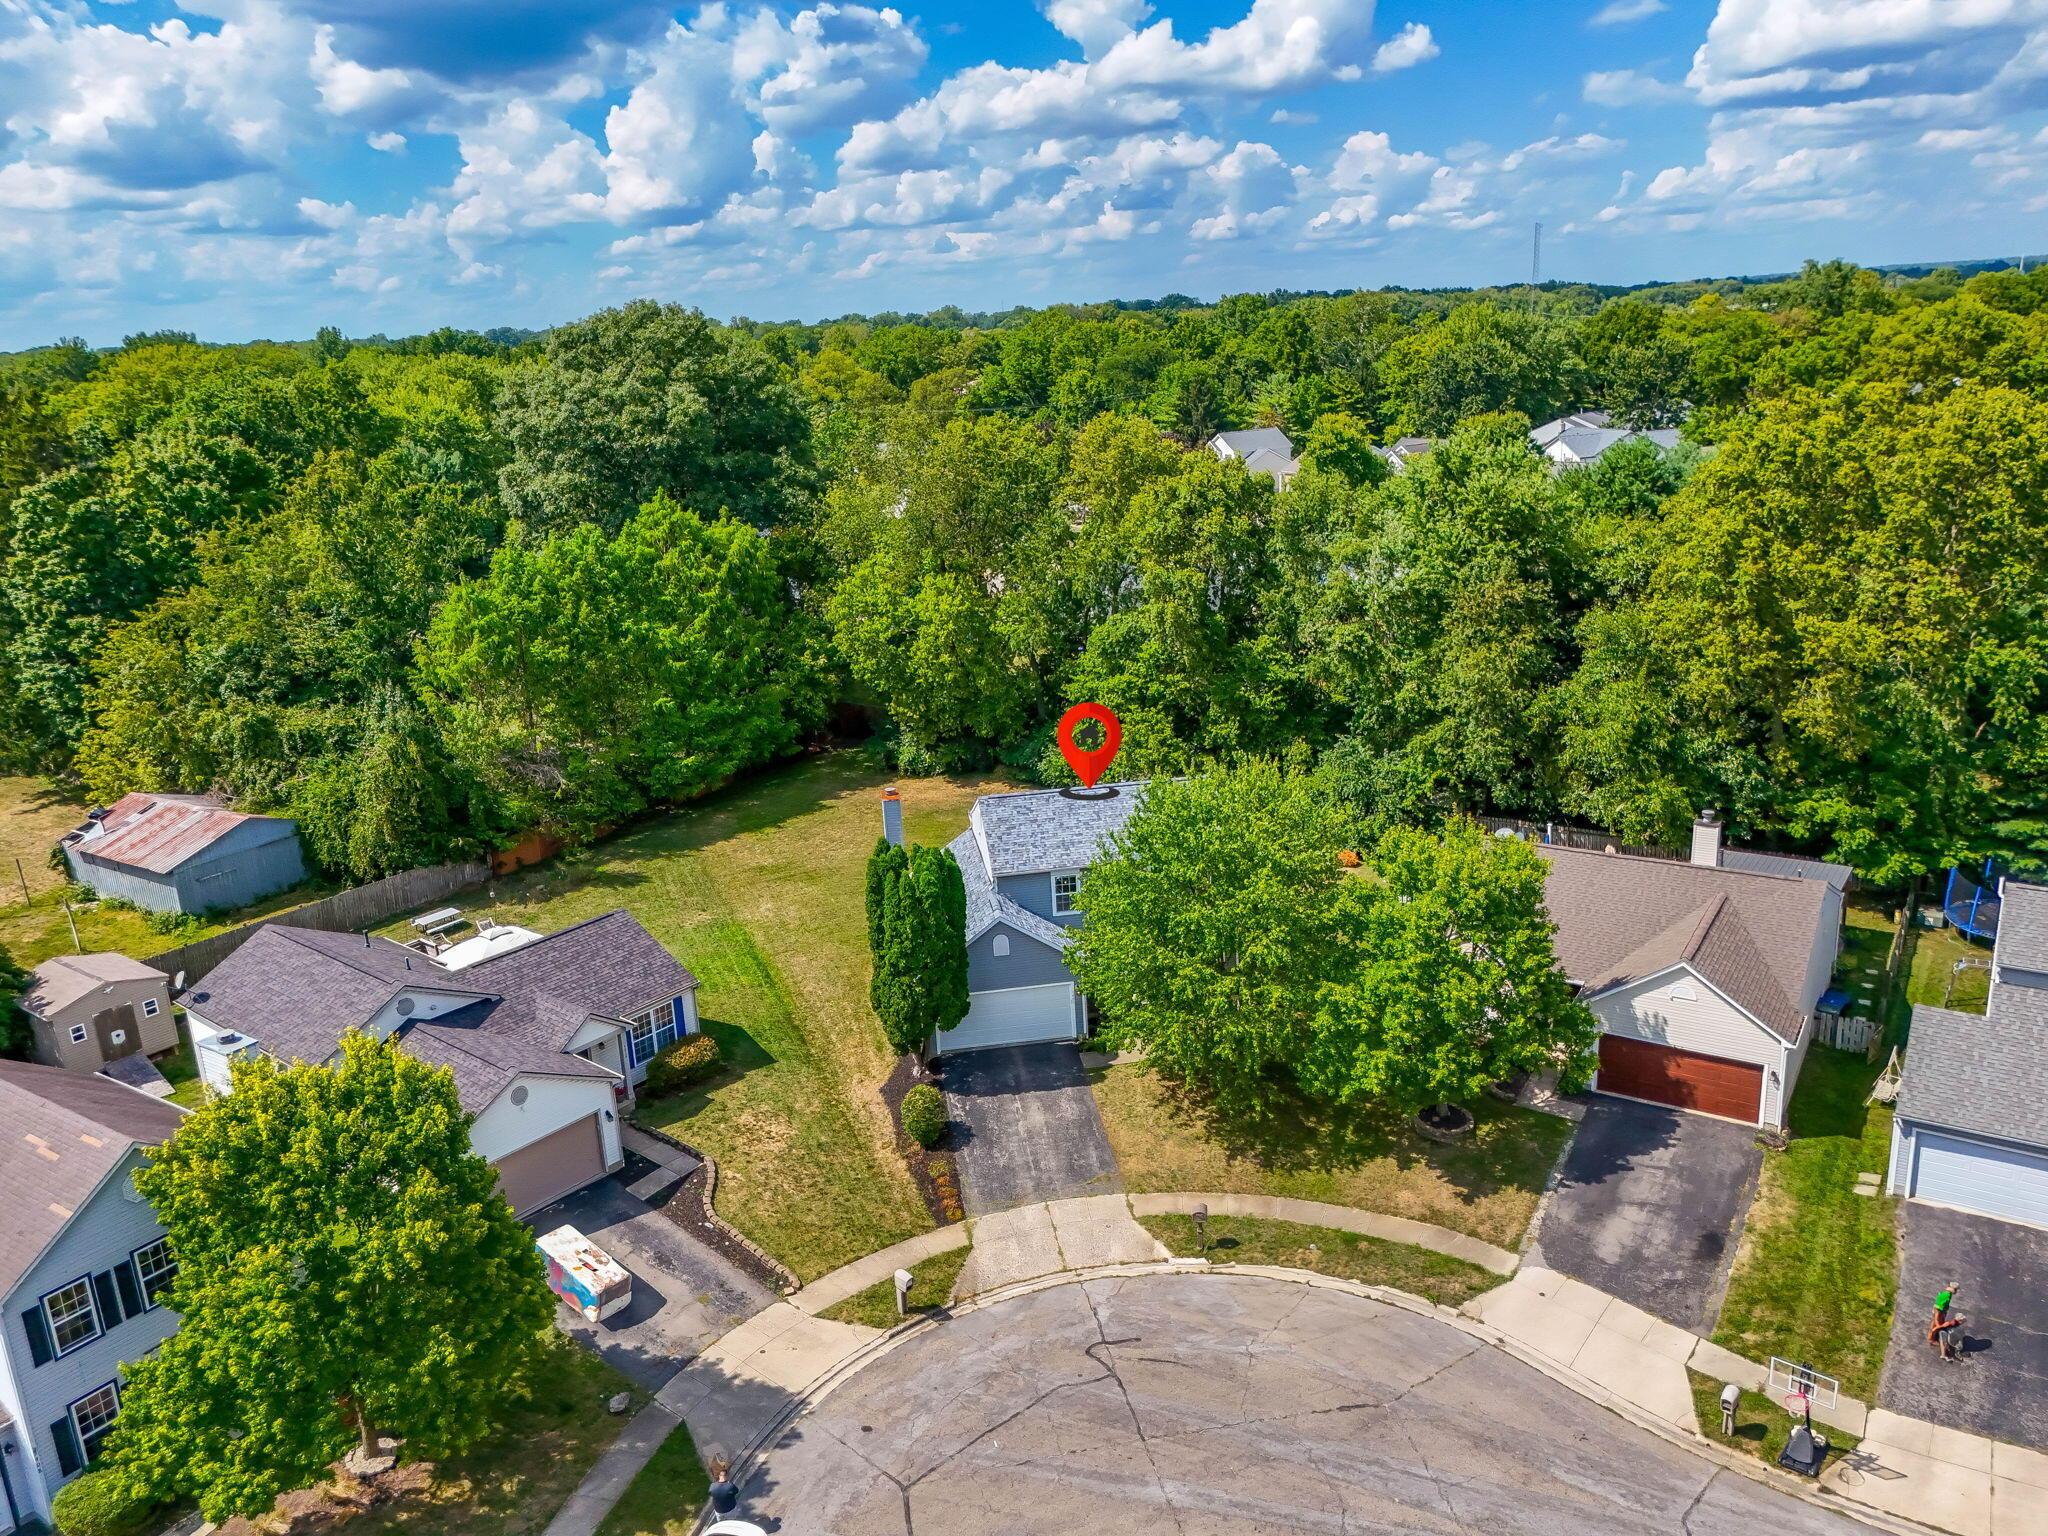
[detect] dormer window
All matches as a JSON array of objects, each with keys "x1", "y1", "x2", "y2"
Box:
[{"x1": 1052, "y1": 872, "x2": 1082, "y2": 914}]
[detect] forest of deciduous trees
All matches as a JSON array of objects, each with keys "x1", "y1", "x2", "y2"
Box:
[{"x1": 3, "y1": 257, "x2": 2044, "y2": 889}]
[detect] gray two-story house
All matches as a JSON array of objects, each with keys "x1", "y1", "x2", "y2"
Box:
[
  {"x1": 882, "y1": 782, "x2": 1147, "y2": 1055},
  {"x1": 0, "y1": 1063, "x2": 185, "y2": 1530}
]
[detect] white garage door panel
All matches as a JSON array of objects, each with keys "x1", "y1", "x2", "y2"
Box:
[
  {"x1": 1911, "y1": 1130, "x2": 2048, "y2": 1228},
  {"x1": 937, "y1": 983, "x2": 1075, "y2": 1054}
]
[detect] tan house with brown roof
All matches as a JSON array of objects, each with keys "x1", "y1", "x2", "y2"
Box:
[
  {"x1": 1533, "y1": 813, "x2": 1844, "y2": 1129},
  {"x1": 19, "y1": 956, "x2": 177, "y2": 1075}
]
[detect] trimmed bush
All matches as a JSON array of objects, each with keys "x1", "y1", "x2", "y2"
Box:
[
  {"x1": 901, "y1": 1082, "x2": 946, "y2": 1148},
  {"x1": 52, "y1": 1469, "x2": 164, "y2": 1536},
  {"x1": 643, "y1": 1032, "x2": 721, "y2": 1095}
]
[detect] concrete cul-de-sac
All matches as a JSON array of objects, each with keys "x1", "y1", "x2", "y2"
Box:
[{"x1": 737, "y1": 1270, "x2": 1878, "y2": 1535}]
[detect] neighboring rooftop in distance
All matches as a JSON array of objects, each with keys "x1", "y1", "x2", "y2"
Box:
[
  {"x1": 1209, "y1": 427, "x2": 1294, "y2": 461},
  {"x1": 1535, "y1": 844, "x2": 1834, "y2": 1042},
  {"x1": 1529, "y1": 410, "x2": 1683, "y2": 467},
  {"x1": 0, "y1": 1059, "x2": 186, "y2": 1295},
  {"x1": 21, "y1": 952, "x2": 167, "y2": 1018},
  {"x1": 969, "y1": 781, "x2": 1151, "y2": 878}
]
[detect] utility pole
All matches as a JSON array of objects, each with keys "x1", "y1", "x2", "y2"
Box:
[
  {"x1": 13, "y1": 858, "x2": 27, "y2": 907},
  {"x1": 1532, "y1": 221, "x2": 1542, "y2": 286},
  {"x1": 62, "y1": 898, "x2": 81, "y2": 954}
]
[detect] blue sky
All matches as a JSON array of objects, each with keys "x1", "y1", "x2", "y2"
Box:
[{"x1": 4, "y1": 0, "x2": 2045, "y2": 347}]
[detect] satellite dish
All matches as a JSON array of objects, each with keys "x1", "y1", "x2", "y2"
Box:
[{"x1": 173, "y1": 971, "x2": 187, "y2": 992}]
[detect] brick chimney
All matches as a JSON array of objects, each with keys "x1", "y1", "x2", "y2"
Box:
[
  {"x1": 881, "y1": 785, "x2": 904, "y2": 848},
  {"x1": 1691, "y1": 809, "x2": 1723, "y2": 868}
]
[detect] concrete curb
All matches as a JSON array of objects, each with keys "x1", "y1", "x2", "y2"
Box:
[
  {"x1": 1127, "y1": 1189, "x2": 1520, "y2": 1275},
  {"x1": 707, "y1": 1260, "x2": 1952, "y2": 1536}
]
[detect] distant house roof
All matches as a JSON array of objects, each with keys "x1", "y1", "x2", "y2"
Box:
[
  {"x1": 1898, "y1": 995, "x2": 2048, "y2": 1148},
  {"x1": 1530, "y1": 412, "x2": 1681, "y2": 467},
  {"x1": 1995, "y1": 881, "x2": 2048, "y2": 975},
  {"x1": 178, "y1": 911, "x2": 697, "y2": 1112},
  {"x1": 969, "y1": 782, "x2": 1152, "y2": 878},
  {"x1": 1210, "y1": 427, "x2": 1294, "y2": 461},
  {"x1": 21, "y1": 952, "x2": 167, "y2": 1019},
  {"x1": 64, "y1": 793, "x2": 295, "y2": 875},
  {"x1": 1535, "y1": 845, "x2": 1834, "y2": 1043},
  {"x1": 1374, "y1": 436, "x2": 1434, "y2": 471},
  {"x1": 0, "y1": 1060, "x2": 185, "y2": 1298},
  {"x1": 1719, "y1": 847, "x2": 1855, "y2": 893},
  {"x1": 1240, "y1": 445, "x2": 1300, "y2": 482}
]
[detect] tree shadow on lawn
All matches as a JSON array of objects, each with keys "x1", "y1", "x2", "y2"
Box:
[{"x1": 1160, "y1": 1071, "x2": 1564, "y2": 1202}]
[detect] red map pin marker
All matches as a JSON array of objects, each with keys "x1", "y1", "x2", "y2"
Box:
[{"x1": 1056, "y1": 702, "x2": 1122, "y2": 788}]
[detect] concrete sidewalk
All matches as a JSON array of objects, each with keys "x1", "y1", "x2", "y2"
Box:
[{"x1": 537, "y1": 1193, "x2": 2036, "y2": 1536}]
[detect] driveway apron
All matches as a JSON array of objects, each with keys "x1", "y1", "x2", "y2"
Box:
[
  {"x1": 1532, "y1": 1097, "x2": 1762, "y2": 1333},
  {"x1": 941, "y1": 1042, "x2": 1119, "y2": 1216}
]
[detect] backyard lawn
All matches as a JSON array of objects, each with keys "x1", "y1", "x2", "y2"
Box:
[
  {"x1": 1140, "y1": 1213, "x2": 1505, "y2": 1308},
  {"x1": 378, "y1": 754, "x2": 1008, "y2": 1283},
  {"x1": 1093, "y1": 1063, "x2": 1574, "y2": 1250}
]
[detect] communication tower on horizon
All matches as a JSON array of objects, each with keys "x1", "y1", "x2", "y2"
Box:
[{"x1": 1532, "y1": 222, "x2": 1542, "y2": 286}]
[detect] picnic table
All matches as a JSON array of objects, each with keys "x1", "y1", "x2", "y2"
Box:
[{"x1": 410, "y1": 906, "x2": 464, "y2": 935}]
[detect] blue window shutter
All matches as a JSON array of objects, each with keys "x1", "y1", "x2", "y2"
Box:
[
  {"x1": 23, "y1": 1306, "x2": 53, "y2": 1366},
  {"x1": 92, "y1": 1270, "x2": 123, "y2": 1329},
  {"x1": 51, "y1": 1417, "x2": 82, "y2": 1476},
  {"x1": 670, "y1": 997, "x2": 688, "y2": 1036}
]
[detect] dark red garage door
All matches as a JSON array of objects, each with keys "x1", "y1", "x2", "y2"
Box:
[{"x1": 1597, "y1": 1035, "x2": 1762, "y2": 1122}]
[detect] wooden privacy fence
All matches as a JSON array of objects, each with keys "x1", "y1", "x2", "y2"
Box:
[{"x1": 145, "y1": 858, "x2": 489, "y2": 984}]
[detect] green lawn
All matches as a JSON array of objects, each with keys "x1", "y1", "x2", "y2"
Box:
[
  {"x1": 1093, "y1": 1063, "x2": 1574, "y2": 1250},
  {"x1": 1711, "y1": 1044, "x2": 1898, "y2": 1401},
  {"x1": 593, "y1": 1422, "x2": 710, "y2": 1536},
  {"x1": 159, "y1": 1019, "x2": 207, "y2": 1109},
  {"x1": 1140, "y1": 1213, "x2": 1505, "y2": 1308},
  {"x1": 819, "y1": 1245, "x2": 972, "y2": 1328},
  {"x1": 377, "y1": 755, "x2": 1007, "y2": 1282},
  {"x1": 1687, "y1": 1370, "x2": 1858, "y2": 1466}
]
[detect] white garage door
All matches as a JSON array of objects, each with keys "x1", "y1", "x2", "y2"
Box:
[
  {"x1": 1910, "y1": 1130, "x2": 2048, "y2": 1229},
  {"x1": 936, "y1": 983, "x2": 1076, "y2": 1055}
]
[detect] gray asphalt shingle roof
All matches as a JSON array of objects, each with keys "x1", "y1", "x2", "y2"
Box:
[
  {"x1": 22, "y1": 952, "x2": 166, "y2": 1018},
  {"x1": 949, "y1": 829, "x2": 1070, "y2": 953},
  {"x1": 0, "y1": 1060, "x2": 185, "y2": 1298},
  {"x1": 969, "y1": 782, "x2": 1151, "y2": 878},
  {"x1": 1995, "y1": 882, "x2": 2048, "y2": 975},
  {"x1": 1536, "y1": 845, "x2": 1832, "y2": 1043},
  {"x1": 1212, "y1": 428, "x2": 1294, "y2": 460},
  {"x1": 179, "y1": 912, "x2": 696, "y2": 1112},
  {"x1": 1898, "y1": 996, "x2": 2048, "y2": 1148}
]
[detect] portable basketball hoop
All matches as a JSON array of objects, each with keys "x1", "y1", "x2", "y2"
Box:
[{"x1": 1768, "y1": 1359, "x2": 1836, "y2": 1479}]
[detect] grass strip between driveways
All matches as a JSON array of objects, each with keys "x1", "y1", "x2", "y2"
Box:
[
  {"x1": 1094, "y1": 1062, "x2": 1573, "y2": 1251},
  {"x1": 1140, "y1": 1213, "x2": 1506, "y2": 1308},
  {"x1": 819, "y1": 1245, "x2": 974, "y2": 1329},
  {"x1": 593, "y1": 1421, "x2": 711, "y2": 1536},
  {"x1": 1711, "y1": 1045, "x2": 1898, "y2": 1402}
]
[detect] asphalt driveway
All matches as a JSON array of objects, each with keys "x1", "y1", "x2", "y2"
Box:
[
  {"x1": 533, "y1": 1174, "x2": 778, "y2": 1388},
  {"x1": 739, "y1": 1271, "x2": 1875, "y2": 1535},
  {"x1": 941, "y1": 1042, "x2": 1119, "y2": 1217},
  {"x1": 1532, "y1": 1097, "x2": 1762, "y2": 1333},
  {"x1": 1879, "y1": 1201, "x2": 2048, "y2": 1450}
]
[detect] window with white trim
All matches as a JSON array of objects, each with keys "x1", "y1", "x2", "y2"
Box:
[
  {"x1": 1052, "y1": 872, "x2": 1082, "y2": 915},
  {"x1": 45, "y1": 1278, "x2": 100, "y2": 1354},
  {"x1": 69, "y1": 1023, "x2": 89, "y2": 1045},
  {"x1": 142, "y1": 998, "x2": 160, "y2": 1018},
  {"x1": 624, "y1": 1002, "x2": 681, "y2": 1066},
  {"x1": 70, "y1": 1382, "x2": 121, "y2": 1462},
  {"x1": 133, "y1": 1239, "x2": 176, "y2": 1308}
]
